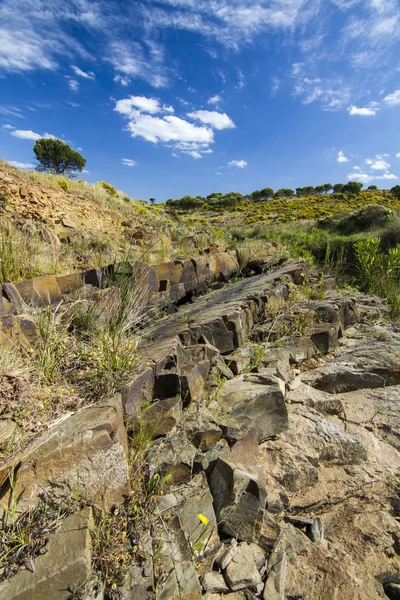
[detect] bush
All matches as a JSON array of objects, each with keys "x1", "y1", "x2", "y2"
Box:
[
  {"x1": 57, "y1": 178, "x2": 69, "y2": 192},
  {"x1": 380, "y1": 225, "x2": 400, "y2": 252},
  {"x1": 336, "y1": 205, "x2": 393, "y2": 235},
  {"x1": 100, "y1": 181, "x2": 117, "y2": 197}
]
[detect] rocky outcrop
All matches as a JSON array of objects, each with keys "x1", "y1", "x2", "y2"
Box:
[{"x1": 1, "y1": 251, "x2": 400, "y2": 600}]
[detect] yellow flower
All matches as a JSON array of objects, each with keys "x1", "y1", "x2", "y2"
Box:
[{"x1": 197, "y1": 513, "x2": 209, "y2": 525}]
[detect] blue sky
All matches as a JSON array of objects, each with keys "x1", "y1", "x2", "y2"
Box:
[{"x1": 1, "y1": 0, "x2": 400, "y2": 201}]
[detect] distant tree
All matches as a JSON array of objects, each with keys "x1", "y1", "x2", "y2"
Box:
[
  {"x1": 251, "y1": 190, "x2": 262, "y2": 202},
  {"x1": 275, "y1": 188, "x2": 294, "y2": 198},
  {"x1": 261, "y1": 187, "x2": 274, "y2": 199},
  {"x1": 296, "y1": 187, "x2": 304, "y2": 196},
  {"x1": 315, "y1": 185, "x2": 325, "y2": 194},
  {"x1": 33, "y1": 138, "x2": 86, "y2": 176},
  {"x1": 304, "y1": 186, "x2": 315, "y2": 195},
  {"x1": 149, "y1": 197, "x2": 156, "y2": 205},
  {"x1": 391, "y1": 185, "x2": 400, "y2": 199},
  {"x1": 343, "y1": 181, "x2": 363, "y2": 195},
  {"x1": 323, "y1": 183, "x2": 333, "y2": 193},
  {"x1": 333, "y1": 183, "x2": 345, "y2": 193},
  {"x1": 367, "y1": 185, "x2": 378, "y2": 190},
  {"x1": 206, "y1": 192, "x2": 223, "y2": 200}
]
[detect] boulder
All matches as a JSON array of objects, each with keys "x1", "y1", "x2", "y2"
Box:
[
  {"x1": 0, "y1": 508, "x2": 93, "y2": 600},
  {"x1": 14, "y1": 275, "x2": 62, "y2": 306},
  {"x1": 138, "y1": 395, "x2": 182, "y2": 437},
  {"x1": 0, "y1": 395, "x2": 129, "y2": 513},
  {"x1": 225, "y1": 543, "x2": 263, "y2": 592},
  {"x1": 302, "y1": 340, "x2": 400, "y2": 392},
  {"x1": 122, "y1": 367, "x2": 155, "y2": 427},
  {"x1": 218, "y1": 374, "x2": 288, "y2": 442},
  {"x1": 208, "y1": 457, "x2": 267, "y2": 541},
  {"x1": 0, "y1": 314, "x2": 40, "y2": 350}
]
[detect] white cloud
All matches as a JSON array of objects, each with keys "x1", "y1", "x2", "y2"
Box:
[
  {"x1": 228, "y1": 160, "x2": 247, "y2": 168},
  {"x1": 108, "y1": 41, "x2": 169, "y2": 89},
  {"x1": 337, "y1": 150, "x2": 349, "y2": 163},
  {"x1": 347, "y1": 152, "x2": 398, "y2": 183},
  {"x1": 114, "y1": 95, "x2": 226, "y2": 158},
  {"x1": 383, "y1": 90, "x2": 400, "y2": 106},
  {"x1": 71, "y1": 65, "x2": 95, "y2": 79},
  {"x1": 396, "y1": 153, "x2": 400, "y2": 159},
  {"x1": 187, "y1": 110, "x2": 235, "y2": 130},
  {"x1": 2, "y1": 124, "x2": 14, "y2": 130},
  {"x1": 67, "y1": 78, "x2": 79, "y2": 92},
  {"x1": 122, "y1": 158, "x2": 137, "y2": 167},
  {"x1": 114, "y1": 95, "x2": 174, "y2": 117},
  {"x1": 10, "y1": 130, "x2": 56, "y2": 141},
  {"x1": 126, "y1": 114, "x2": 213, "y2": 145},
  {"x1": 365, "y1": 156, "x2": 390, "y2": 170},
  {"x1": 10, "y1": 129, "x2": 41, "y2": 140},
  {"x1": 114, "y1": 75, "x2": 130, "y2": 87},
  {"x1": 6, "y1": 160, "x2": 35, "y2": 169},
  {"x1": 348, "y1": 104, "x2": 378, "y2": 116},
  {"x1": 208, "y1": 95, "x2": 222, "y2": 105}
]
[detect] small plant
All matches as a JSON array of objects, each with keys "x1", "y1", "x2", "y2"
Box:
[
  {"x1": 191, "y1": 513, "x2": 211, "y2": 556},
  {"x1": 57, "y1": 178, "x2": 70, "y2": 192},
  {"x1": 249, "y1": 343, "x2": 266, "y2": 369},
  {"x1": 100, "y1": 181, "x2": 117, "y2": 197}
]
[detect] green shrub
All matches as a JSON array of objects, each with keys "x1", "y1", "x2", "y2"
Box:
[
  {"x1": 100, "y1": 181, "x2": 117, "y2": 196},
  {"x1": 336, "y1": 205, "x2": 393, "y2": 235},
  {"x1": 57, "y1": 178, "x2": 69, "y2": 192},
  {"x1": 380, "y1": 225, "x2": 400, "y2": 252}
]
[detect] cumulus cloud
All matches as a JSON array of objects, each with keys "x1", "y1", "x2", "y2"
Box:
[
  {"x1": 122, "y1": 158, "x2": 137, "y2": 167},
  {"x1": 115, "y1": 95, "x2": 173, "y2": 116},
  {"x1": 348, "y1": 104, "x2": 378, "y2": 116},
  {"x1": 337, "y1": 150, "x2": 349, "y2": 163},
  {"x1": 126, "y1": 114, "x2": 213, "y2": 144},
  {"x1": 347, "y1": 153, "x2": 398, "y2": 183},
  {"x1": 6, "y1": 160, "x2": 35, "y2": 169},
  {"x1": 114, "y1": 95, "x2": 230, "y2": 158},
  {"x1": 10, "y1": 130, "x2": 56, "y2": 140},
  {"x1": 383, "y1": 90, "x2": 400, "y2": 106},
  {"x1": 396, "y1": 153, "x2": 400, "y2": 159},
  {"x1": 187, "y1": 110, "x2": 235, "y2": 130},
  {"x1": 228, "y1": 160, "x2": 247, "y2": 168},
  {"x1": 208, "y1": 95, "x2": 222, "y2": 105},
  {"x1": 2, "y1": 124, "x2": 14, "y2": 130},
  {"x1": 365, "y1": 156, "x2": 390, "y2": 170}
]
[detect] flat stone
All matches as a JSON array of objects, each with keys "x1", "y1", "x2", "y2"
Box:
[
  {"x1": 0, "y1": 314, "x2": 41, "y2": 350},
  {"x1": 263, "y1": 549, "x2": 286, "y2": 600},
  {"x1": 0, "y1": 395, "x2": 129, "y2": 514},
  {"x1": 15, "y1": 275, "x2": 62, "y2": 306},
  {"x1": 287, "y1": 382, "x2": 343, "y2": 415},
  {"x1": 122, "y1": 367, "x2": 155, "y2": 426},
  {"x1": 139, "y1": 396, "x2": 182, "y2": 437},
  {"x1": 156, "y1": 515, "x2": 202, "y2": 600},
  {"x1": 62, "y1": 217, "x2": 77, "y2": 228},
  {"x1": 202, "y1": 572, "x2": 229, "y2": 593},
  {"x1": 0, "y1": 507, "x2": 93, "y2": 600},
  {"x1": 0, "y1": 420, "x2": 17, "y2": 449},
  {"x1": 225, "y1": 543, "x2": 263, "y2": 591},
  {"x1": 218, "y1": 374, "x2": 288, "y2": 442},
  {"x1": 301, "y1": 340, "x2": 400, "y2": 392}
]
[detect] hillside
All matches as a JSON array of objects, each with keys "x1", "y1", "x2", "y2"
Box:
[{"x1": 0, "y1": 163, "x2": 400, "y2": 600}]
